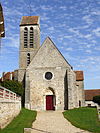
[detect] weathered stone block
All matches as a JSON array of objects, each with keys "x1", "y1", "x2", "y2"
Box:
[{"x1": 24, "y1": 128, "x2": 32, "y2": 133}]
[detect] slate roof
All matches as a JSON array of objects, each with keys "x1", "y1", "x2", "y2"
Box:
[
  {"x1": 85, "y1": 89, "x2": 100, "y2": 101},
  {"x1": 74, "y1": 71, "x2": 84, "y2": 81},
  {"x1": 20, "y1": 16, "x2": 39, "y2": 26}
]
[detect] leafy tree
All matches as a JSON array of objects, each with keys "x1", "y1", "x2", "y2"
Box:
[
  {"x1": 0, "y1": 80, "x2": 25, "y2": 107},
  {"x1": 0, "y1": 80, "x2": 23, "y2": 96},
  {"x1": 93, "y1": 95, "x2": 100, "y2": 105}
]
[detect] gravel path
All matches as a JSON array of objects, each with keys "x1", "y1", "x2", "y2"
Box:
[{"x1": 31, "y1": 111, "x2": 90, "y2": 133}]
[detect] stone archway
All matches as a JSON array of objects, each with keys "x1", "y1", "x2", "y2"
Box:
[{"x1": 44, "y1": 87, "x2": 56, "y2": 110}]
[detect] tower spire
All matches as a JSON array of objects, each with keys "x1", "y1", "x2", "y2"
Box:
[{"x1": 28, "y1": 0, "x2": 32, "y2": 16}]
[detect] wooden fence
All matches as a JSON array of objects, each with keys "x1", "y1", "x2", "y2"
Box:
[{"x1": 0, "y1": 86, "x2": 21, "y2": 102}]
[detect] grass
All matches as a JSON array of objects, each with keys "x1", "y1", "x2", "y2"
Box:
[
  {"x1": 0, "y1": 108, "x2": 37, "y2": 133},
  {"x1": 63, "y1": 107, "x2": 100, "y2": 133}
]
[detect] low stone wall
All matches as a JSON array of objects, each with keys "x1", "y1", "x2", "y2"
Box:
[
  {"x1": 85, "y1": 101, "x2": 98, "y2": 107},
  {"x1": 0, "y1": 85, "x2": 21, "y2": 129},
  {"x1": 0, "y1": 101, "x2": 21, "y2": 129}
]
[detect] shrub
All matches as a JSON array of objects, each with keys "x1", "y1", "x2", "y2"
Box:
[{"x1": 93, "y1": 95, "x2": 100, "y2": 105}]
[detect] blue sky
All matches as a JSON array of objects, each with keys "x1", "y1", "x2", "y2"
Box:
[{"x1": 0, "y1": 0, "x2": 100, "y2": 89}]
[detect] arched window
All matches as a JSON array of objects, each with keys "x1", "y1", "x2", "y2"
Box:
[
  {"x1": 27, "y1": 53, "x2": 30, "y2": 66},
  {"x1": 24, "y1": 27, "x2": 28, "y2": 48},
  {"x1": 30, "y1": 27, "x2": 34, "y2": 48}
]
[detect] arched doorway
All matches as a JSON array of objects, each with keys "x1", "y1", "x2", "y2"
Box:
[
  {"x1": 79, "y1": 100, "x2": 81, "y2": 107},
  {"x1": 45, "y1": 88, "x2": 56, "y2": 110}
]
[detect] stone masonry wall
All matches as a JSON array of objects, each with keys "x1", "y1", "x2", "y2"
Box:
[
  {"x1": 25, "y1": 38, "x2": 85, "y2": 111},
  {"x1": 76, "y1": 80, "x2": 85, "y2": 107},
  {"x1": 18, "y1": 25, "x2": 40, "y2": 82},
  {"x1": 25, "y1": 67, "x2": 67, "y2": 111},
  {"x1": 0, "y1": 101, "x2": 21, "y2": 129},
  {"x1": 67, "y1": 69, "x2": 76, "y2": 109}
]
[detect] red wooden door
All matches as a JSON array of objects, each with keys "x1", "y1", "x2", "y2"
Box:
[{"x1": 46, "y1": 95, "x2": 53, "y2": 110}]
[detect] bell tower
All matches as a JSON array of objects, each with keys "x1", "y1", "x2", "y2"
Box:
[{"x1": 18, "y1": 16, "x2": 40, "y2": 82}]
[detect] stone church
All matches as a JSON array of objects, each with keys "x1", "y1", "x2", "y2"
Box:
[{"x1": 16, "y1": 16, "x2": 85, "y2": 111}]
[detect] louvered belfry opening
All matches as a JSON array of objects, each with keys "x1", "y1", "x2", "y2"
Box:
[
  {"x1": 24, "y1": 27, "x2": 28, "y2": 48},
  {"x1": 30, "y1": 27, "x2": 34, "y2": 48}
]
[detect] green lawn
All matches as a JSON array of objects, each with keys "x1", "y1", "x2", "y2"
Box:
[
  {"x1": 63, "y1": 107, "x2": 100, "y2": 133},
  {"x1": 0, "y1": 108, "x2": 37, "y2": 133}
]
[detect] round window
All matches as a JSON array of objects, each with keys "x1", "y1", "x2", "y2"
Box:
[{"x1": 45, "y1": 72, "x2": 53, "y2": 80}]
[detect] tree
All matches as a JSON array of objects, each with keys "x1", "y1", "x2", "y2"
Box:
[
  {"x1": 0, "y1": 80, "x2": 24, "y2": 96},
  {"x1": 93, "y1": 95, "x2": 100, "y2": 105}
]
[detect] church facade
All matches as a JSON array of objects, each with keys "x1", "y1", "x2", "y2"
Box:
[{"x1": 17, "y1": 16, "x2": 85, "y2": 111}]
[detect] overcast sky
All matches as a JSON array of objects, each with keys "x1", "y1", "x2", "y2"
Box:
[{"x1": 0, "y1": 0, "x2": 100, "y2": 89}]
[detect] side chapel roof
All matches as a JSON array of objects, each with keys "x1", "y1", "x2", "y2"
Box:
[
  {"x1": 74, "y1": 71, "x2": 84, "y2": 81},
  {"x1": 85, "y1": 89, "x2": 100, "y2": 101}
]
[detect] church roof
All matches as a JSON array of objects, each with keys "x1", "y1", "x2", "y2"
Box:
[
  {"x1": 74, "y1": 71, "x2": 84, "y2": 81},
  {"x1": 27, "y1": 37, "x2": 73, "y2": 69},
  {"x1": 20, "y1": 16, "x2": 39, "y2": 26},
  {"x1": 85, "y1": 89, "x2": 100, "y2": 101}
]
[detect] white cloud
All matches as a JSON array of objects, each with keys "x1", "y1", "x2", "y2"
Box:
[
  {"x1": 82, "y1": 15, "x2": 93, "y2": 25},
  {"x1": 47, "y1": 27, "x2": 55, "y2": 33},
  {"x1": 65, "y1": 47, "x2": 73, "y2": 51},
  {"x1": 59, "y1": 6, "x2": 67, "y2": 10},
  {"x1": 4, "y1": 6, "x2": 23, "y2": 17},
  {"x1": 91, "y1": 40, "x2": 97, "y2": 44},
  {"x1": 94, "y1": 46, "x2": 100, "y2": 51},
  {"x1": 84, "y1": 34, "x2": 92, "y2": 39},
  {"x1": 85, "y1": 49, "x2": 92, "y2": 54},
  {"x1": 86, "y1": 44, "x2": 95, "y2": 48},
  {"x1": 75, "y1": 25, "x2": 90, "y2": 30},
  {"x1": 40, "y1": 13, "x2": 50, "y2": 21},
  {"x1": 40, "y1": 5, "x2": 53, "y2": 11},
  {"x1": 92, "y1": 28, "x2": 100, "y2": 37},
  {"x1": 41, "y1": 23, "x2": 49, "y2": 28},
  {"x1": 58, "y1": 37, "x2": 63, "y2": 41},
  {"x1": 68, "y1": 28, "x2": 80, "y2": 35},
  {"x1": 3, "y1": 35, "x2": 19, "y2": 48},
  {"x1": 68, "y1": 28, "x2": 92, "y2": 39},
  {"x1": 91, "y1": 10, "x2": 100, "y2": 16},
  {"x1": 64, "y1": 35, "x2": 72, "y2": 39}
]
